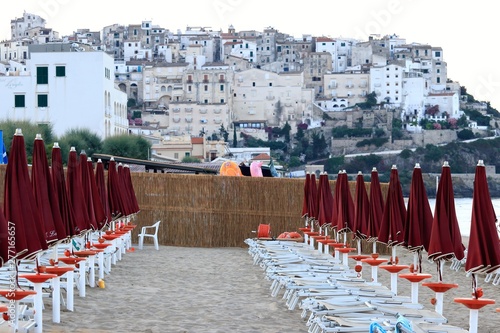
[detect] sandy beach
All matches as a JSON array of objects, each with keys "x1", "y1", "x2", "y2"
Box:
[{"x1": 35, "y1": 238, "x2": 500, "y2": 333}]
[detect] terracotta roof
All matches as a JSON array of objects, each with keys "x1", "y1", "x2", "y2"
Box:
[
  {"x1": 316, "y1": 37, "x2": 335, "y2": 42},
  {"x1": 191, "y1": 137, "x2": 204, "y2": 144}
]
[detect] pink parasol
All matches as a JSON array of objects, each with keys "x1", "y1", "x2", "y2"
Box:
[
  {"x1": 86, "y1": 157, "x2": 107, "y2": 230},
  {"x1": 405, "y1": 163, "x2": 433, "y2": 271},
  {"x1": 31, "y1": 134, "x2": 67, "y2": 243},
  {"x1": 3, "y1": 129, "x2": 48, "y2": 259},
  {"x1": 51, "y1": 143, "x2": 78, "y2": 237},
  {"x1": 66, "y1": 147, "x2": 91, "y2": 234}
]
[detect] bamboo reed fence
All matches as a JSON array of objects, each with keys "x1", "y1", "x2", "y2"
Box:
[{"x1": 0, "y1": 165, "x2": 390, "y2": 251}]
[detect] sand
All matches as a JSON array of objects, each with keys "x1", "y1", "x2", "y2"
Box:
[{"x1": 37, "y1": 240, "x2": 500, "y2": 333}]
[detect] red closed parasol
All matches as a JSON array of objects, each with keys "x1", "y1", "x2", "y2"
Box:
[
  {"x1": 66, "y1": 147, "x2": 90, "y2": 234},
  {"x1": 353, "y1": 171, "x2": 370, "y2": 241},
  {"x1": 335, "y1": 170, "x2": 354, "y2": 241},
  {"x1": 428, "y1": 161, "x2": 465, "y2": 270},
  {"x1": 79, "y1": 151, "x2": 98, "y2": 230},
  {"x1": 466, "y1": 160, "x2": 500, "y2": 275},
  {"x1": 377, "y1": 165, "x2": 406, "y2": 260},
  {"x1": 86, "y1": 157, "x2": 107, "y2": 230},
  {"x1": 3, "y1": 129, "x2": 47, "y2": 258},
  {"x1": 107, "y1": 157, "x2": 126, "y2": 219},
  {"x1": 95, "y1": 159, "x2": 111, "y2": 226},
  {"x1": 122, "y1": 164, "x2": 140, "y2": 214},
  {"x1": 405, "y1": 163, "x2": 433, "y2": 273},
  {"x1": 316, "y1": 172, "x2": 333, "y2": 229},
  {"x1": 31, "y1": 134, "x2": 67, "y2": 243},
  {"x1": 368, "y1": 167, "x2": 384, "y2": 246},
  {"x1": 51, "y1": 142, "x2": 78, "y2": 237}
]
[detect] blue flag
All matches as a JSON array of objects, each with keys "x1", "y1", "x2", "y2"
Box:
[{"x1": 0, "y1": 130, "x2": 7, "y2": 164}]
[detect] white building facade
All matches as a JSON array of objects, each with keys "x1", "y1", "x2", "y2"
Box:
[{"x1": 0, "y1": 45, "x2": 128, "y2": 138}]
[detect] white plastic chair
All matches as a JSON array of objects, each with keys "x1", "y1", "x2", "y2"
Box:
[{"x1": 138, "y1": 220, "x2": 161, "y2": 250}]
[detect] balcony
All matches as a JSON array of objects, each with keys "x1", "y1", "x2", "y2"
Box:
[
  {"x1": 202, "y1": 79, "x2": 209, "y2": 83},
  {"x1": 185, "y1": 108, "x2": 193, "y2": 113},
  {"x1": 199, "y1": 108, "x2": 208, "y2": 114},
  {"x1": 186, "y1": 79, "x2": 193, "y2": 84},
  {"x1": 328, "y1": 84, "x2": 337, "y2": 89},
  {"x1": 172, "y1": 107, "x2": 181, "y2": 113},
  {"x1": 185, "y1": 116, "x2": 193, "y2": 123},
  {"x1": 266, "y1": 96, "x2": 275, "y2": 100},
  {"x1": 219, "y1": 79, "x2": 225, "y2": 83},
  {"x1": 213, "y1": 109, "x2": 221, "y2": 114}
]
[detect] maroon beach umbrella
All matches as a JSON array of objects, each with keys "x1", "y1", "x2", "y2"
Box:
[
  {"x1": 31, "y1": 134, "x2": 67, "y2": 243},
  {"x1": 123, "y1": 164, "x2": 140, "y2": 214},
  {"x1": 377, "y1": 165, "x2": 406, "y2": 255},
  {"x1": 353, "y1": 171, "x2": 370, "y2": 255},
  {"x1": 66, "y1": 147, "x2": 90, "y2": 234},
  {"x1": 79, "y1": 151, "x2": 98, "y2": 230},
  {"x1": 3, "y1": 129, "x2": 47, "y2": 258},
  {"x1": 405, "y1": 163, "x2": 433, "y2": 253},
  {"x1": 307, "y1": 173, "x2": 319, "y2": 227},
  {"x1": 51, "y1": 143, "x2": 78, "y2": 237},
  {"x1": 87, "y1": 157, "x2": 107, "y2": 230},
  {"x1": 465, "y1": 160, "x2": 500, "y2": 275},
  {"x1": 316, "y1": 172, "x2": 333, "y2": 229},
  {"x1": 302, "y1": 172, "x2": 311, "y2": 220},
  {"x1": 368, "y1": 168, "x2": 384, "y2": 241},
  {"x1": 108, "y1": 157, "x2": 126, "y2": 219},
  {"x1": 117, "y1": 163, "x2": 134, "y2": 216},
  {"x1": 331, "y1": 171, "x2": 342, "y2": 234},
  {"x1": 428, "y1": 161, "x2": 464, "y2": 281},
  {"x1": 95, "y1": 159, "x2": 111, "y2": 226},
  {"x1": 335, "y1": 171, "x2": 355, "y2": 239}
]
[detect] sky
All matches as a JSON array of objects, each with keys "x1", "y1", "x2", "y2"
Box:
[{"x1": 1, "y1": 0, "x2": 499, "y2": 109}]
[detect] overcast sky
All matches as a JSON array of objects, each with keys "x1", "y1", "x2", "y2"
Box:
[{"x1": 2, "y1": 0, "x2": 498, "y2": 109}]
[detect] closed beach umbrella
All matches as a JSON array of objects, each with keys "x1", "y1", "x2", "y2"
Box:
[
  {"x1": 31, "y1": 134, "x2": 67, "y2": 243},
  {"x1": 87, "y1": 157, "x2": 107, "y2": 230},
  {"x1": 79, "y1": 151, "x2": 98, "y2": 230},
  {"x1": 301, "y1": 172, "x2": 311, "y2": 219},
  {"x1": 3, "y1": 129, "x2": 47, "y2": 258},
  {"x1": 368, "y1": 167, "x2": 384, "y2": 246},
  {"x1": 353, "y1": 171, "x2": 370, "y2": 240},
  {"x1": 316, "y1": 172, "x2": 333, "y2": 228},
  {"x1": 377, "y1": 165, "x2": 406, "y2": 260},
  {"x1": 95, "y1": 159, "x2": 111, "y2": 226},
  {"x1": 405, "y1": 163, "x2": 433, "y2": 272},
  {"x1": 67, "y1": 147, "x2": 90, "y2": 234},
  {"x1": 117, "y1": 163, "x2": 134, "y2": 216},
  {"x1": 108, "y1": 157, "x2": 126, "y2": 219},
  {"x1": 307, "y1": 173, "x2": 319, "y2": 227},
  {"x1": 335, "y1": 171, "x2": 355, "y2": 242},
  {"x1": 466, "y1": 160, "x2": 500, "y2": 275},
  {"x1": 51, "y1": 143, "x2": 78, "y2": 237},
  {"x1": 428, "y1": 161, "x2": 465, "y2": 280},
  {"x1": 123, "y1": 164, "x2": 140, "y2": 214}
]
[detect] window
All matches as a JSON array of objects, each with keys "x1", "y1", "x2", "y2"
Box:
[
  {"x1": 252, "y1": 82, "x2": 255, "y2": 87},
  {"x1": 56, "y1": 66, "x2": 65, "y2": 77},
  {"x1": 204, "y1": 99, "x2": 208, "y2": 104},
  {"x1": 37, "y1": 94, "x2": 48, "y2": 107},
  {"x1": 204, "y1": 85, "x2": 208, "y2": 91},
  {"x1": 220, "y1": 99, "x2": 224, "y2": 103},
  {"x1": 188, "y1": 85, "x2": 192, "y2": 92},
  {"x1": 435, "y1": 51, "x2": 441, "y2": 57},
  {"x1": 437, "y1": 77, "x2": 441, "y2": 83},
  {"x1": 14, "y1": 95, "x2": 25, "y2": 107},
  {"x1": 220, "y1": 85, "x2": 224, "y2": 91},
  {"x1": 37, "y1": 66, "x2": 48, "y2": 84}
]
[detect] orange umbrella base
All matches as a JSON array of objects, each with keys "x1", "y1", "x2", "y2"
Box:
[
  {"x1": 19, "y1": 273, "x2": 57, "y2": 283},
  {"x1": 45, "y1": 266, "x2": 75, "y2": 277},
  {"x1": 349, "y1": 255, "x2": 370, "y2": 261},
  {"x1": 74, "y1": 250, "x2": 97, "y2": 257},
  {"x1": 454, "y1": 297, "x2": 495, "y2": 310},
  {"x1": 0, "y1": 305, "x2": 7, "y2": 312},
  {"x1": 361, "y1": 258, "x2": 388, "y2": 266},
  {"x1": 0, "y1": 289, "x2": 37, "y2": 301},
  {"x1": 330, "y1": 243, "x2": 347, "y2": 248},
  {"x1": 380, "y1": 264, "x2": 409, "y2": 274},
  {"x1": 102, "y1": 234, "x2": 121, "y2": 240},
  {"x1": 58, "y1": 257, "x2": 86, "y2": 265},
  {"x1": 338, "y1": 247, "x2": 356, "y2": 253},
  {"x1": 422, "y1": 282, "x2": 458, "y2": 293},
  {"x1": 298, "y1": 227, "x2": 311, "y2": 232},
  {"x1": 399, "y1": 273, "x2": 432, "y2": 283},
  {"x1": 92, "y1": 243, "x2": 112, "y2": 249}
]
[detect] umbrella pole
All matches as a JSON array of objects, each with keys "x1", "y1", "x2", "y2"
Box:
[
  {"x1": 372, "y1": 241, "x2": 377, "y2": 254},
  {"x1": 357, "y1": 239, "x2": 361, "y2": 255}
]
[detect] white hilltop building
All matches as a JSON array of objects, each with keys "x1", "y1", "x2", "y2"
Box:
[{"x1": 0, "y1": 43, "x2": 128, "y2": 138}]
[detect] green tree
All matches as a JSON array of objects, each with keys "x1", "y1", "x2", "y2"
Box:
[
  {"x1": 457, "y1": 129, "x2": 475, "y2": 140},
  {"x1": 102, "y1": 134, "x2": 151, "y2": 160},
  {"x1": 0, "y1": 120, "x2": 56, "y2": 164},
  {"x1": 182, "y1": 156, "x2": 201, "y2": 163},
  {"x1": 288, "y1": 156, "x2": 302, "y2": 168},
  {"x1": 311, "y1": 132, "x2": 328, "y2": 159},
  {"x1": 58, "y1": 128, "x2": 103, "y2": 163},
  {"x1": 282, "y1": 121, "x2": 291, "y2": 143},
  {"x1": 219, "y1": 125, "x2": 229, "y2": 142},
  {"x1": 325, "y1": 156, "x2": 345, "y2": 174}
]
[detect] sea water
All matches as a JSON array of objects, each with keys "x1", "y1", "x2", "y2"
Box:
[{"x1": 426, "y1": 197, "x2": 500, "y2": 237}]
